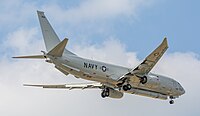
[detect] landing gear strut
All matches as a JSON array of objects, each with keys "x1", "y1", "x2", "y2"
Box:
[
  {"x1": 101, "y1": 88, "x2": 109, "y2": 98},
  {"x1": 122, "y1": 84, "x2": 132, "y2": 91}
]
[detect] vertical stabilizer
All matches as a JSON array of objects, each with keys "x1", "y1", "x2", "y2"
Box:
[
  {"x1": 37, "y1": 11, "x2": 60, "y2": 52},
  {"x1": 37, "y1": 11, "x2": 75, "y2": 55}
]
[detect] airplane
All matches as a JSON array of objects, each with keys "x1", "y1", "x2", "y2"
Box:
[{"x1": 13, "y1": 11, "x2": 185, "y2": 104}]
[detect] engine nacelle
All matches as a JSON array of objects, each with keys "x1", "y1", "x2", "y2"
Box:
[{"x1": 108, "y1": 88, "x2": 124, "y2": 99}]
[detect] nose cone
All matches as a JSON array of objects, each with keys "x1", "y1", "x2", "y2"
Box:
[
  {"x1": 178, "y1": 85, "x2": 185, "y2": 95},
  {"x1": 181, "y1": 87, "x2": 185, "y2": 95},
  {"x1": 175, "y1": 81, "x2": 185, "y2": 96}
]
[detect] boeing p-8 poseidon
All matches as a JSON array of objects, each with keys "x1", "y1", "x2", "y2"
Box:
[{"x1": 13, "y1": 11, "x2": 185, "y2": 104}]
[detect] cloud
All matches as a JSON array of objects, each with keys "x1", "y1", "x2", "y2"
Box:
[
  {"x1": 0, "y1": 0, "x2": 37, "y2": 29},
  {"x1": 42, "y1": 0, "x2": 155, "y2": 24},
  {"x1": 3, "y1": 27, "x2": 42, "y2": 54},
  {"x1": 0, "y1": 0, "x2": 155, "y2": 28}
]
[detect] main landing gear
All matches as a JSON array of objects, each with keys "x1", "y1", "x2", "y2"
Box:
[
  {"x1": 122, "y1": 84, "x2": 132, "y2": 91},
  {"x1": 101, "y1": 88, "x2": 109, "y2": 98},
  {"x1": 118, "y1": 76, "x2": 147, "y2": 92},
  {"x1": 140, "y1": 76, "x2": 147, "y2": 84}
]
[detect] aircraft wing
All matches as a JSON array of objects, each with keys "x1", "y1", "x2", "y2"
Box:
[
  {"x1": 130, "y1": 38, "x2": 168, "y2": 76},
  {"x1": 118, "y1": 38, "x2": 168, "y2": 83},
  {"x1": 24, "y1": 82, "x2": 103, "y2": 90}
]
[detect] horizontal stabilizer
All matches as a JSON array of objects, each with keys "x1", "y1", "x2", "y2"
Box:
[
  {"x1": 24, "y1": 82, "x2": 102, "y2": 90},
  {"x1": 47, "y1": 38, "x2": 68, "y2": 57},
  {"x1": 12, "y1": 55, "x2": 46, "y2": 59}
]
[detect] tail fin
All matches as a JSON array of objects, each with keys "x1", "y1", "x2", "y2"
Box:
[
  {"x1": 37, "y1": 11, "x2": 75, "y2": 55},
  {"x1": 37, "y1": 11, "x2": 60, "y2": 52}
]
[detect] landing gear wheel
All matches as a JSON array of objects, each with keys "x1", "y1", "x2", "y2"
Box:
[
  {"x1": 170, "y1": 96, "x2": 174, "y2": 99},
  {"x1": 101, "y1": 92, "x2": 106, "y2": 98},
  {"x1": 105, "y1": 91, "x2": 109, "y2": 96},
  {"x1": 169, "y1": 100, "x2": 174, "y2": 104},
  {"x1": 127, "y1": 84, "x2": 132, "y2": 90},
  {"x1": 140, "y1": 76, "x2": 147, "y2": 84},
  {"x1": 122, "y1": 84, "x2": 132, "y2": 91},
  {"x1": 101, "y1": 88, "x2": 109, "y2": 98},
  {"x1": 123, "y1": 85, "x2": 128, "y2": 91}
]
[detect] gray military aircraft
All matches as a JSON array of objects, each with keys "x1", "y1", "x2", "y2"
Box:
[{"x1": 13, "y1": 11, "x2": 185, "y2": 104}]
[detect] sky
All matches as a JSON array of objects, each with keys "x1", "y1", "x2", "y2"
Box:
[{"x1": 0, "y1": 0, "x2": 200, "y2": 116}]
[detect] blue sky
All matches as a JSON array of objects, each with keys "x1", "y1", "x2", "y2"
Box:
[{"x1": 0, "y1": 0, "x2": 200, "y2": 116}]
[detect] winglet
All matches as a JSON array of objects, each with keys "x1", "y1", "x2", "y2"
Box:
[
  {"x1": 162, "y1": 37, "x2": 168, "y2": 48},
  {"x1": 47, "y1": 38, "x2": 68, "y2": 57}
]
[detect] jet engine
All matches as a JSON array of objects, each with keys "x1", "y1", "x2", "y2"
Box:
[
  {"x1": 109, "y1": 88, "x2": 124, "y2": 99},
  {"x1": 101, "y1": 88, "x2": 123, "y2": 99}
]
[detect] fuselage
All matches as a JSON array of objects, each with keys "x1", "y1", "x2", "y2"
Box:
[{"x1": 51, "y1": 53, "x2": 185, "y2": 100}]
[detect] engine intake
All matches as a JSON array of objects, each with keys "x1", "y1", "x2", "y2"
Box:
[{"x1": 101, "y1": 88, "x2": 123, "y2": 99}]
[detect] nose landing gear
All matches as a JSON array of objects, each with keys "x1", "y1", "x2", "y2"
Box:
[
  {"x1": 169, "y1": 100, "x2": 174, "y2": 104},
  {"x1": 169, "y1": 96, "x2": 175, "y2": 104}
]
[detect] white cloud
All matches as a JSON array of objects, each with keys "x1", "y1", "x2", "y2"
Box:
[
  {"x1": 42, "y1": 0, "x2": 155, "y2": 24},
  {"x1": 3, "y1": 27, "x2": 43, "y2": 54},
  {"x1": 0, "y1": 0, "x2": 37, "y2": 28},
  {"x1": 0, "y1": 0, "x2": 155, "y2": 28}
]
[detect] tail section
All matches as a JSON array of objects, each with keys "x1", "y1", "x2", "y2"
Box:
[
  {"x1": 13, "y1": 11, "x2": 75, "y2": 60},
  {"x1": 37, "y1": 11, "x2": 75, "y2": 55}
]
